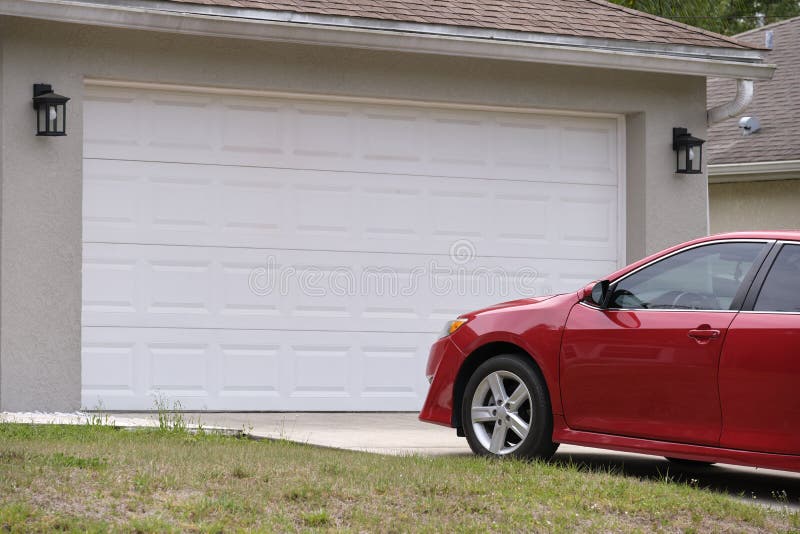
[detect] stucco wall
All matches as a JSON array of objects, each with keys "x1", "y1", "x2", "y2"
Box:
[
  {"x1": 0, "y1": 16, "x2": 709, "y2": 411},
  {"x1": 709, "y1": 178, "x2": 800, "y2": 233},
  {"x1": 0, "y1": 30, "x2": 4, "y2": 407}
]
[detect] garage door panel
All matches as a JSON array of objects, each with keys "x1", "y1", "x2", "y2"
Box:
[
  {"x1": 494, "y1": 193, "x2": 550, "y2": 243},
  {"x1": 150, "y1": 95, "x2": 216, "y2": 151},
  {"x1": 293, "y1": 105, "x2": 355, "y2": 159},
  {"x1": 83, "y1": 90, "x2": 142, "y2": 150},
  {"x1": 492, "y1": 117, "x2": 553, "y2": 170},
  {"x1": 221, "y1": 102, "x2": 285, "y2": 155},
  {"x1": 82, "y1": 341, "x2": 136, "y2": 398},
  {"x1": 83, "y1": 84, "x2": 622, "y2": 411},
  {"x1": 82, "y1": 327, "x2": 432, "y2": 411},
  {"x1": 361, "y1": 109, "x2": 422, "y2": 163},
  {"x1": 82, "y1": 167, "x2": 141, "y2": 231},
  {"x1": 559, "y1": 117, "x2": 619, "y2": 176},
  {"x1": 83, "y1": 159, "x2": 618, "y2": 261},
  {"x1": 83, "y1": 243, "x2": 616, "y2": 332},
  {"x1": 84, "y1": 87, "x2": 617, "y2": 186},
  {"x1": 556, "y1": 193, "x2": 616, "y2": 248}
]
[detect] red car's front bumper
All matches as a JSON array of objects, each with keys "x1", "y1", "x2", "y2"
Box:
[{"x1": 419, "y1": 336, "x2": 466, "y2": 427}]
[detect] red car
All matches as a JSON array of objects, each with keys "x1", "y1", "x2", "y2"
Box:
[{"x1": 420, "y1": 232, "x2": 800, "y2": 472}]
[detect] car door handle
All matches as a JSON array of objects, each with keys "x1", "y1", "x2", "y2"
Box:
[{"x1": 688, "y1": 329, "x2": 720, "y2": 341}]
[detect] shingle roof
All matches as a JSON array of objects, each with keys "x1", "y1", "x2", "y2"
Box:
[
  {"x1": 708, "y1": 17, "x2": 800, "y2": 164},
  {"x1": 164, "y1": 0, "x2": 755, "y2": 50}
]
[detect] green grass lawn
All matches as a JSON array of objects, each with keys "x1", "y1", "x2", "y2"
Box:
[{"x1": 0, "y1": 423, "x2": 797, "y2": 533}]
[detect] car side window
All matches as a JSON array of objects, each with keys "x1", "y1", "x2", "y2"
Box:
[
  {"x1": 609, "y1": 242, "x2": 766, "y2": 310},
  {"x1": 754, "y1": 244, "x2": 800, "y2": 313}
]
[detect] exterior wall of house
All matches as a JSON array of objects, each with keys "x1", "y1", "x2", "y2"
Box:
[
  {"x1": 709, "y1": 178, "x2": 800, "y2": 233},
  {"x1": 0, "y1": 16, "x2": 709, "y2": 411},
  {"x1": 0, "y1": 29, "x2": 4, "y2": 407}
]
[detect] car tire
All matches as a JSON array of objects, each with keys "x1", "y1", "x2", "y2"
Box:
[
  {"x1": 462, "y1": 354, "x2": 559, "y2": 459},
  {"x1": 665, "y1": 457, "x2": 715, "y2": 467}
]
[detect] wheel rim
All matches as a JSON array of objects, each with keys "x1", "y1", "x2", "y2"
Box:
[{"x1": 470, "y1": 370, "x2": 532, "y2": 455}]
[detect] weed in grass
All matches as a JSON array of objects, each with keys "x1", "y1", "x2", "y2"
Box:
[
  {"x1": 464, "y1": 502, "x2": 489, "y2": 515},
  {"x1": 415, "y1": 481, "x2": 452, "y2": 497},
  {"x1": 0, "y1": 451, "x2": 26, "y2": 463},
  {"x1": 192, "y1": 413, "x2": 206, "y2": 436},
  {"x1": 200, "y1": 522, "x2": 225, "y2": 534},
  {"x1": 284, "y1": 483, "x2": 322, "y2": 502},
  {"x1": 0, "y1": 503, "x2": 34, "y2": 526},
  {"x1": 192, "y1": 494, "x2": 252, "y2": 517},
  {"x1": 216, "y1": 494, "x2": 249, "y2": 514},
  {"x1": 85, "y1": 412, "x2": 110, "y2": 427},
  {"x1": 133, "y1": 472, "x2": 154, "y2": 494},
  {"x1": 302, "y1": 509, "x2": 331, "y2": 527},
  {"x1": 320, "y1": 463, "x2": 344, "y2": 476},
  {"x1": 84, "y1": 400, "x2": 111, "y2": 427},
  {"x1": 153, "y1": 393, "x2": 187, "y2": 433},
  {"x1": 206, "y1": 469, "x2": 224, "y2": 482},
  {"x1": 49, "y1": 452, "x2": 108, "y2": 470},
  {"x1": 230, "y1": 465, "x2": 252, "y2": 479},
  {"x1": 772, "y1": 489, "x2": 789, "y2": 503},
  {"x1": 0, "y1": 503, "x2": 111, "y2": 533},
  {"x1": 129, "y1": 515, "x2": 175, "y2": 533}
]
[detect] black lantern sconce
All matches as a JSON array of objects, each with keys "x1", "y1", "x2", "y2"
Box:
[
  {"x1": 672, "y1": 127, "x2": 705, "y2": 174},
  {"x1": 32, "y1": 83, "x2": 70, "y2": 136}
]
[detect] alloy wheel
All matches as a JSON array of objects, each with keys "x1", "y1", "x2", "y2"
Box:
[{"x1": 470, "y1": 370, "x2": 532, "y2": 455}]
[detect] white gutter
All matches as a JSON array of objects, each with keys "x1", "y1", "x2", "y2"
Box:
[
  {"x1": 708, "y1": 160, "x2": 800, "y2": 183},
  {"x1": 0, "y1": 0, "x2": 776, "y2": 80},
  {"x1": 707, "y1": 79, "x2": 755, "y2": 125}
]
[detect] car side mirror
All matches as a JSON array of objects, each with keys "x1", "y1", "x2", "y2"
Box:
[{"x1": 590, "y1": 280, "x2": 610, "y2": 309}]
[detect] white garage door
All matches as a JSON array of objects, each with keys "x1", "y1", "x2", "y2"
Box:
[{"x1": 81, "y1": 83, "x2": 623, "y2": 411}]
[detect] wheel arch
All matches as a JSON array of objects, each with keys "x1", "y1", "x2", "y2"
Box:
[{"x1": 451, "y1": 341, "x2": 549, "y2": 432}]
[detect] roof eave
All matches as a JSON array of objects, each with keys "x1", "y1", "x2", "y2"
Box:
[
  {"x1": 708, "y1": 160, "x2": 800, "y2": 183},
  {"x1": 0, "y1": 0, "x2": 776, "y2": 80}
]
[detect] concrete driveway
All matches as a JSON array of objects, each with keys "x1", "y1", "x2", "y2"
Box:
[{"x1": 109, "y1": 411, "x2": 800, "y2": 510}]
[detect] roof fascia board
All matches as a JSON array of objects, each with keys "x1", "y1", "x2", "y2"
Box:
[
  {"x1": 709, "y1": 160, "x2": 800, "y2": 183},
  {"x1": 80, "y1": 0, "x2": 767, "y2": 62},
  {"x1": 0, "y1": 0, "x2": 776, "y2": 80}
]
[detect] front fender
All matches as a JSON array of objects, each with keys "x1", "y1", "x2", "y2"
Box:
[{"x1": 449, "y1": 293, "x2": 577, "y2": 418}]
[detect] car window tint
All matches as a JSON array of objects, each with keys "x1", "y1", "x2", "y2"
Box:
[
  {"x1": 754, "y1": 244, "x2": 800, "y2": 313},
  {"x1": 609, "y1": 242, "x2": 765, "y2": 310}
]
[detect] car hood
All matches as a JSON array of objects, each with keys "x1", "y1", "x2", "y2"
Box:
[{"x1": 462, "y1": 294, "x2": 560, "y2": 318}]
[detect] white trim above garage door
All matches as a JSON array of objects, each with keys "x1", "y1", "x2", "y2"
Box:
[{"x1": 81, "y1": 80, "x2": 625, "y2": 411}]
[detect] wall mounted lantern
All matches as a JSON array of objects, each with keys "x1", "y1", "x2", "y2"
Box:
[
  {"x1": 32, "y1": 83, "x2": 69, "y2": 136},
  {"x1": 672, "y1": 127, "x2": 705, "y2": 174}
]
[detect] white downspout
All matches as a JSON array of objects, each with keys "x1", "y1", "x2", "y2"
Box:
[
  {"x1": 705, "y1": 79, "x2": 754, "y2": 236},
  {"x1": 707, "y1": 79, "x2": 754, "y2": 125}
]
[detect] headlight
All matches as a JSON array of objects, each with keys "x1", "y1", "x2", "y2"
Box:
[{"x1": 439, "y1": 318, "x2": 468, "y2": 339}]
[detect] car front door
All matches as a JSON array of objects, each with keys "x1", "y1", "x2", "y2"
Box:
[
  {"x1": 560, "y1": 241, "x2": 770, "y2": 446},
  {"x1": 719, "y1": 242, "x2": 800, "y2": 455}
]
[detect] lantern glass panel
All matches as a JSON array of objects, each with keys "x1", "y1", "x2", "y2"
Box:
[
  {"x1": 37, "y1": 106, "x2": 47, "y2": 134},
  {"x1": 49, "y1": 104, "x2": 58, "y2": 133}
]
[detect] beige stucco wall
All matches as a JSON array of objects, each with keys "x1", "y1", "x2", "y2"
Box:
[
  {"x1": 709, "y1": 178, "x2": 800, "y2": 233},
  {"x1": 0, "y1": 16, "x2": 709, "y2": 411}
]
